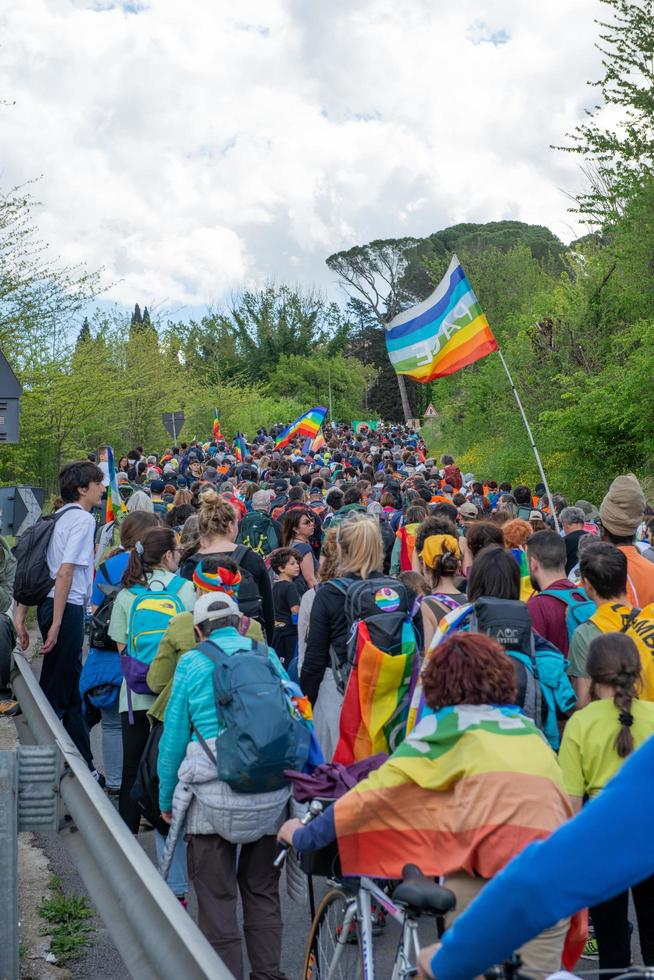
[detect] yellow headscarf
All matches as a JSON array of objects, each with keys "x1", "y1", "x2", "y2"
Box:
[{"x1": 419, "y1": 534, "x2": 460, "y2": 569}]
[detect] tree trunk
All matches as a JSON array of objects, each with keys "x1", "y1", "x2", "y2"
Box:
[{"x1": 397, "y1": 373, "x2": 412, "y2": 423}]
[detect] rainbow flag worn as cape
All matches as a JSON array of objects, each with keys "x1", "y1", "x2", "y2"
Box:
[
  {"x1": 334, "y1": 703, "x2": 571, "y2": 879},
  {"x1": 512, "y1": 547, "x2": 534, "y2": 602},
  {"x1": 274, "y1": 406, "x2": 327, "y2": 450},
  {"x1": 332, "y1": 618, "x2": 418, "y2": 765},
  {"x1": 212, "y1": 410, "x2": 223, "y2": 442},
  {"x1": 105, "y1": 446, "x2": 126, "y2": 524},
  {"x1": 385, "y1": 255, "x2": 498, "y2": 383}
]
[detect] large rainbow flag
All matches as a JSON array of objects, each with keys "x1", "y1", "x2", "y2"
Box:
[
  {"x1": 334, "y1": 704, "x2": 572, "y2": 879},
  {"x1": 274, "y1": 406, "x2": 327, "y2": 450},
  {"x1": 385, "y1": 255, "x2": 498, "y2": 382},
  {"x1": 105, "y1": 446, "x2": 126, "y2": 524},
  {"x1": 332, "y1": 619, "x2": 417, "y2": 765}
]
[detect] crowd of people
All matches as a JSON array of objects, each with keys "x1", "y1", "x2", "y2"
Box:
[{"x1": 9, "y1": 420, "x2": 654, "y2": 980}]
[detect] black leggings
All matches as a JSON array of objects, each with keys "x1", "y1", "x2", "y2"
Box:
[
  {"x1": 119, "y1": 710, "x2": 150, "y2": 833},
  {"x1": 591, "y1": 873, "x2": 654, "y2": 977}
]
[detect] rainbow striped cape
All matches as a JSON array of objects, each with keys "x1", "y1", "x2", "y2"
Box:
[
  {"x1": 334, "y1": 704, "x2": 571, "y2": 879},
  {"x1": 385, "y1": 255, "x2": 498, "y2": 383},
  {"x1": 275, "y1": 406, "x2": 327, "y2": 450},
  {"x1": 105, "y1": 446, "x2": 126, "y2": 524}
]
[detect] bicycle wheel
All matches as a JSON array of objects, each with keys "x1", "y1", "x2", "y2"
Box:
[{"x1": 302, "y1": 886, "x2": 364, "y2": 979}]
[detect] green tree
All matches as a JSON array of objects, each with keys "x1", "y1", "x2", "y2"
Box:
[
  {"x1": 268, "y1": 353, "x2": 377, "y2": 423},
  {"x1": 556, "y1": 0, "x2": 654, "y2": 220}
]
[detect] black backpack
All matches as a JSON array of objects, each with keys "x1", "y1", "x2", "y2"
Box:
[
  {"x1": 329, "y1": 576, "x2": 416, "y2": 695},
  {"x1": 89, "y1": 562, "x2": 121, "y2": 651},
  {"x1": 181, "y1": 545, "x2": 263, "y2": 623},
  {"x1": 13, "y1": 505, "x2": 82, "y2": 606},
  {"x1": 378, "y1": 517, "x2": 395, "y2": 575}
]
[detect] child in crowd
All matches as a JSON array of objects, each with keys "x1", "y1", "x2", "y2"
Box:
[{"x1": 270, "y1": 547, "x2": 302, "y2": 669}]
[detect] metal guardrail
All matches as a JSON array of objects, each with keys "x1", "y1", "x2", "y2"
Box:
[{"x1": 10, "y1": 651, "x2": 235, "y2": 980}]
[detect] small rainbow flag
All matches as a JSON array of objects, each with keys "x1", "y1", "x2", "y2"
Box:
[
  {"x1": 105, "y1": 446, "x2": 126, "y2": 524},
  {"x1": 385, "y1": 255, "x2": 498, "y2": 382},
  {"x1": 334, "y1": 704, "x2": 572, "y2": 879},
  {"x1": 233, "y1": 433, "x2": 247, "y2": 463},
  {"x1": 274, "y1": 406, "x2": 327, "y2": 450},
  {"x1": 311, "y1": 431, "x2": 326, "y2": 452},
  {"x1": 212, "y1": 409, "x2": 223, "y2": 442}
]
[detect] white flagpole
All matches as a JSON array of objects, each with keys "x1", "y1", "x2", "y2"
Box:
[{"x1": 497, "y1": 349, "x2": 560, "y2": 533}]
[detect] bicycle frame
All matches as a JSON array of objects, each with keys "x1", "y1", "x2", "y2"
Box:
[{"x1": 324, "y1": 875, "x2": 421, "y2": 980}]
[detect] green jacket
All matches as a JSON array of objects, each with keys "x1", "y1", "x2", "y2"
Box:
[{"x1": 147, "y1": 610, "x2": 264, "y2": 723}]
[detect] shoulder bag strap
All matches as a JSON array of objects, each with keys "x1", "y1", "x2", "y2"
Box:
[
  {"x1": 231, "y1": 544, "x2": 248, "y2": 565},
  {"x1": 191, "y1": 723, "x2": 217, "y2": 766}
]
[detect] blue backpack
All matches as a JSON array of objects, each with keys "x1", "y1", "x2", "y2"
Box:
[
  {"x1": 196, "y1": 639, "x2": 311, "y2": 794},
  {"x1": 538, "y1": 587, "x2": 596, "y2": 645},
  {"x1": 122, "y1": 577, "x2": 187, "y2": 716}
]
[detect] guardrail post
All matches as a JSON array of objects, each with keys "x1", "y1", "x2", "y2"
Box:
[{"x1": 0, "y1": 750, "x2": 18, "y2": 980}]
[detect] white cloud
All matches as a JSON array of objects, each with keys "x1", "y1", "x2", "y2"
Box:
[{"x1": 0, "y1": 0, "x2": 604, "y2": 313}]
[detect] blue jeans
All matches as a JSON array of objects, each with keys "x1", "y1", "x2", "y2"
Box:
[
  {"x1": 100, "y1": 702, "x2": 123, "y2": 789},
  {"x1": 155, "y1": 830, "x2": 188, "y2": 898}
]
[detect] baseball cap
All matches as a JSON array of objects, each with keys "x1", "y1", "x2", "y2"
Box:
[
  {"x1": 458, "y1": 502, "x2": 478, "y2": 520},
  {"x1": 273, "y1": 479, "x2": 288, "y2": 491},
  {"x1": 193, "y1": 593, "x2": 240, "y2": 627},
  {"x1": 150, "y1": 479, "x2": 165, "y2": 494}
]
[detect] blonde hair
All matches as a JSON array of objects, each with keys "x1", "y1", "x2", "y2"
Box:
[
  {"x1": 336, "y1": 515, "x2": 383, "y2": 579},
  {"x1": 197, "y1": 490, "x2": 238, "y2": 538}
]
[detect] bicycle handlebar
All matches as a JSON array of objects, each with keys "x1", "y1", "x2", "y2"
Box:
[{"x1": 273, "y1": 799, "x2": 324, "y2": 868}]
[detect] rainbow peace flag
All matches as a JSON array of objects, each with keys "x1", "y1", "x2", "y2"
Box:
[
  {"x1": 275, "y1": 406, "x2": 327, "y2": 450},
  {"x1": 385, "y1": 255, "x2": 498, "y2": 382},
  {"x1": 311, "y1": 431, "x2": 326, "y2": 452},
  {"x1": 332, "y1": 617, "x2": 417, "y2": 765},
  {"x1": 233, "y1": 433, "x2": 247, "y2": 463},
  {"x1": 334, "y1": 704, "x2": 571, "y2": 879},
  {"x1": 105, "y1": 446, "x2": 126, "y2": 524}
]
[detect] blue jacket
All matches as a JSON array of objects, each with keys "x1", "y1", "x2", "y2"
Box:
[
  {"x1": 431, "y1": 735, "x2": 654, "y2": 980},
  {"x1": 158, "y1": 626, "x2": 288, "y2": 810}
]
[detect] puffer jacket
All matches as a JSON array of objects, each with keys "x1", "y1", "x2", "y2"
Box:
[{"x1": 160, "y1": 738, "x2": 289, "y2": 879}]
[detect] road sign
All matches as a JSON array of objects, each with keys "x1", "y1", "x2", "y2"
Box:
[
  {"x1": 162, "y1": 411, "x2": 184, "y2": 443},
  {"x1": 423, "y1": 403, "x2": 438, "y2": 418},
  {"x1": 0, "y1": 486, "x2": 44, "y2": 537},
  {"x1": 0, "y1": 351, "x2": 22, "y2": 444}
]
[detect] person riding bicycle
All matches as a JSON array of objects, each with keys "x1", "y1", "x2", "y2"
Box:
[{"x1": 279, "y1": 631, "x2": 573, "y2": 979}]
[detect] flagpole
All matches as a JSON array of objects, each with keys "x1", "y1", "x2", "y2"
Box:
[{"x1": 496, "y1": 350, "x2": 559, "y2": 533}]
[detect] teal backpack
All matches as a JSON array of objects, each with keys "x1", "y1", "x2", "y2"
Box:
[
  {"x1": 538, "y1": 587, "x2": 596, "y2": 645},
  {"x1": 122, "y1": 577, "x2": 186, "y2": 721}
]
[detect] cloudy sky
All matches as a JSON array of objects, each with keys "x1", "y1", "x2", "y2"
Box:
[{"x1": 0, "y1": 0, "x2": 604, "y2": 317}]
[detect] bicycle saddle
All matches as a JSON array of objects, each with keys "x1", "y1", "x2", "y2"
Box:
[{"x1": 392, "y1": 864, "x2": 456, "y2": 915}]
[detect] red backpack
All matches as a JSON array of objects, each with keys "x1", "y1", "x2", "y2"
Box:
[{"x1": 443, "y1": 464, "x2": 463, "y2": 489}]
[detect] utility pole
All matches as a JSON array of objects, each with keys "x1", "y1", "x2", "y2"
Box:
[{"x1": 328, "y1": 366, "x2": 334, "y2": 422}]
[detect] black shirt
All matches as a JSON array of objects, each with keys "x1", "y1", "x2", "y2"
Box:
[{"x1": 273, "y1": 579, "x2": 300, "y2": 627}]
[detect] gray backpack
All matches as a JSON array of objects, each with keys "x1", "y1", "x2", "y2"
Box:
[{"x1": 194, "y1": 639, "x2": 310, "y2": 794}]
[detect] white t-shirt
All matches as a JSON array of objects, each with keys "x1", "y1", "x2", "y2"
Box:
[{"x1": 46, "y1": 504, "x2": 96, "y2": 605}]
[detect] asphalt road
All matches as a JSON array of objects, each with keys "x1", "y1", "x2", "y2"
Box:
[
  {"x1": 24, "y1": 652, "x2": 644, "y2": 979},
  {"x1": 26, "y1": 651, "x2": 440, "y2": 979}
]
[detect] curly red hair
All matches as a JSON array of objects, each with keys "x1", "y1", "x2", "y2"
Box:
[
  {"x1": 503, "y1": 518, "x2": 533, "y2": 550},
  {"x1": 422, "y1": 632, "x2": 517, "y2": 709}
]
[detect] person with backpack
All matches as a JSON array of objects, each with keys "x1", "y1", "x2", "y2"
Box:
[
  {"x1": 236, "y1": 489, "x2": 280, "y2": 558},
  {"x1": 389, "y1": 503, "x2": 428, "y2": 575},
  {"x1": 179, "y1": 490, "x2": 274, "y2": 642},
  {"x1": 440, "y1": 454, "x2": 463, "y2": 490},
  {"x1": 158, "y1": 592, "x2": 309, "y2": 980},
  {"x1": 107, "y1": 526, "x2": 195, "y2": 833},
  {"x1": 514, "y1": 484, "x2": 534, "y2": 522},
  {"x1": 526, "y1": 530, "x2": 594, "y2": 655},
  {"x1": 80, "y1": 510, "x2": 160, "y2": 794},
  {"x1": 414, "y1": 517, "x2": 468, "y2": 648},
  {"x1": 558, "y1": 632, "x2": 654, "y2": 973},
  {"x1": 14, "y1": 460, "x2": 106, "y2": 776},
  {"x1": 568, "y1": 541, "x2": 654, "y2": 709}
]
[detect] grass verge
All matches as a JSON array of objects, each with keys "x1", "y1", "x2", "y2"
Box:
[{"x1": 39, "y1": 874, "x2": 95, "y2": 962}]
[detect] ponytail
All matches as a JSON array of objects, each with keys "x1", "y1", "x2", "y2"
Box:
[
  {"x1": 587, "y1": 632, "x2": 641, "y2": 759},
  {"x1": 122, "y1": 527, "x2": 178, "y2": 589}
]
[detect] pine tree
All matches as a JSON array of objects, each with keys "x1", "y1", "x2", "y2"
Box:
[
  {"x1": 556, "y1": 0, "x2": 654, "y2": 221},
  {"x1": 131, "y1": 303, "x2": 143, "y2": 327},
  {"x1": 75, "y1": 316, "x2": 91, "y2": 349}
]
